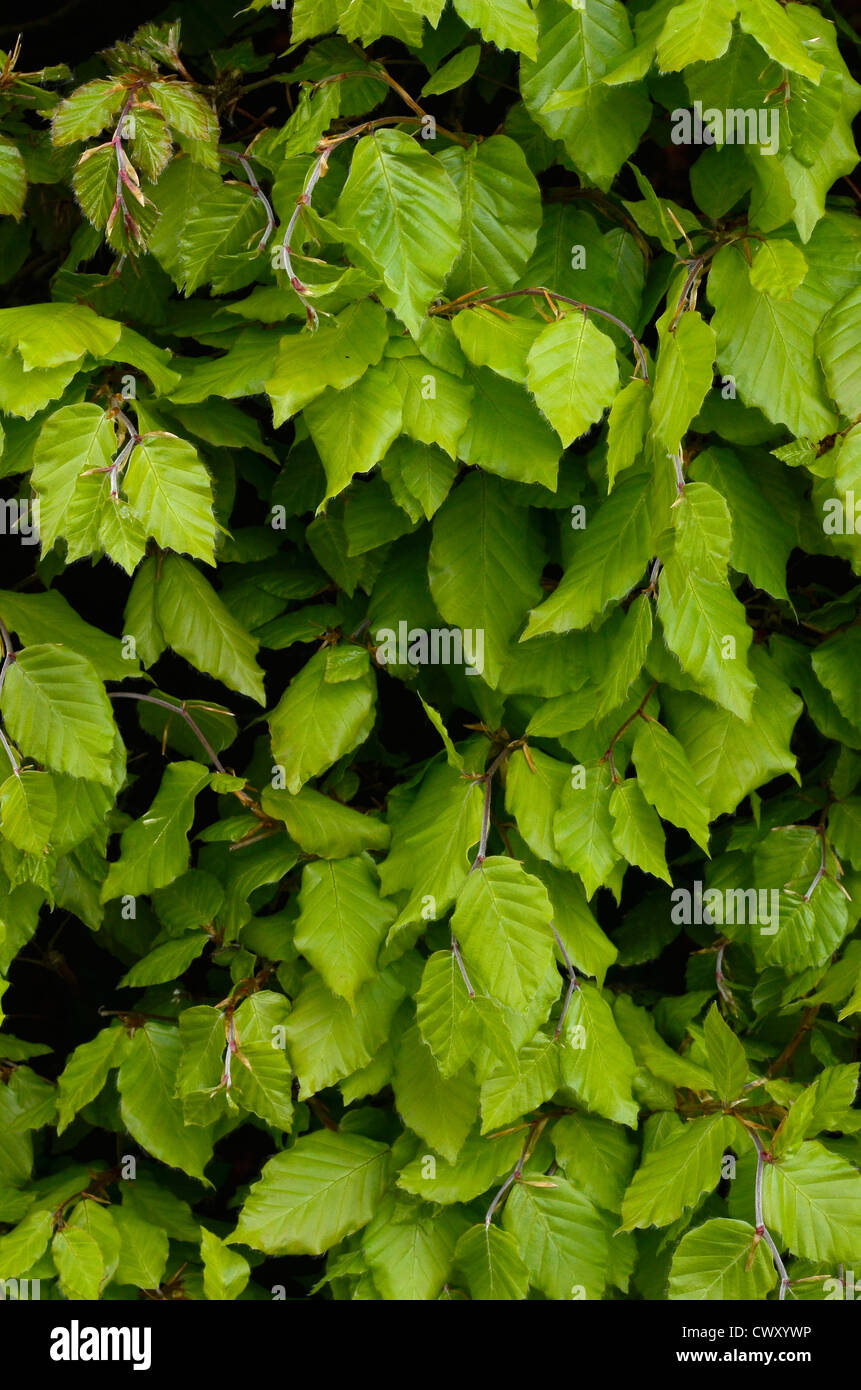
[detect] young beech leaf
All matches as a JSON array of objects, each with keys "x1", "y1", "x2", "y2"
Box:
[
  {"x1": 2, "y1": 646, "x2": 117, "y2": 785},
  {"x1": 269, "y1": 646, "x2": 376, "y2": 795},
  {"x1": 703, "y1": 1003, "x2": 748, "y2": 1103},
  {"x1": 230, "y1": 1130, "x2": 390, "y2": 1256},
  {"x1": 4, "y1": 7, "x2": 861, "y2": 1310},
  {"x1": 101, "y1": 761, "x2": 210, "y2": 901}
]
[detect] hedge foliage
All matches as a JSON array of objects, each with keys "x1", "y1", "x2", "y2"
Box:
[{"x1": 0, "y1": 0, "x2": 860, "y2": 1302}]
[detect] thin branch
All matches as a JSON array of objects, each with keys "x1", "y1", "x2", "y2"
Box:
[
  {"x1": 0, "y1": 613, "x2": 14, "y2": 660},
  {"x1": 715, "y1": 943, "x2": 735, "y2": 1008},
  {"x1": 802, "y1": 824, "x2": 828, "y2": 902},
  {"x1": 475, "y1": 774, "x2": 493, "y2": 866},
  {"x1": 220, "y1": 1013, "x2": 237, "y2": 1089},
  {"x1": 108, "y1": 691, "x2": 226, "y2": 772},
  {"x1": 748, "y1": 1127, "x2": 790, "y2": 1300},
  {"x1": 433, "y1": 287, "x2": 649, "y2": 383},
  {"x1": 767, "y1": 1005, "x2": 820, "y2": 1078},
  {"x1": 219, "y1": 147, "x2": 276, "y2": 250},
  {"x1": 485, "y1": 1121, "x2": 543, "y2": 1227},
  {"x1": 670, "y1": 448, "x2": 686, "y2": 495},
  {"x1": 0, "y1": 620, "x2": 19, "y2": 772},
  {"x1": 451, "y1": 936, "x2": 475, "y2": 998},
  {"x1": 600, "y1": 681, "x2": 658, "y2": 782},
  {"x1": 279, "y1": 147, "x2": 329, "y2": 328},
  {"x1": 552, "y1": 925, "x2": 579, "y2": 1039},
  {"x1": 0, "y1": 724, "x2": 20, "y2": 775},
  {"x1": 106, "y1": 86, "x2": 144, "y2": 246}
]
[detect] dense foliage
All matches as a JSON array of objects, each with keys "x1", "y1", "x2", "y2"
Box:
[{"x1": 0, "y1": 0, "x2": 860, "y2": 1303}]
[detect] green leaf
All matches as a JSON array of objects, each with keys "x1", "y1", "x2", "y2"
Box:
[
  {"x1": 480, "y1": 1031, "x2": 562, "y2": 1131},
  {"x1": 101, "y1": 761, "x2": 210, "y2": 901},
  {"x1": 749, "y1": 239, "x2": 809, "y2": 301},
  {"x1": 451, "y1": 857, "x2": 554, "y2": 1012},
  {"x1": 817, "y1": 286, "x2": 861, "y2": 418},
  {"x1": 523, "y1": 475, "x2": 658, "y2": 639},
  {"x1": 621, "y1": 1114, "x2": 737, "y2": 1230},
  {"x1": 632, "y1": 719, "x2": 711, "y2": 852},
  {"x1": 0, "y1": 588, "x2": 139, "y2": 682},
  {"x1": 117, "y1": 1021, "x2": 214, "y2": 1182},
  {"x1": 650, "y1": 310, "x2": 715, "y2": 451},
  {"x1": 596, "y1": 595, "x2": 653, "y2": 718},
  {"x1": 661, "y1": 649, "x2": 800, "y2": 819},
  {"x1": 381, "y1": 351, "x2": 472, "y2": 460},
  {"x1": 295, "y1": 856, "x2": 393, "y2": 1005},
  {"x1": 736, "y1": 0, "x2": 824, "y2": 82},
  {"x1": 534, "y1": 859, "x2": 618, "y2": 986},
  {"x1": 452, "y1": 305, "x2": 540, "y2": 384},
  {"x1": 305, "y1": 367, "x2": 403, "y2": 504},
  {"x1": 709, "y1": 243, "x2": 837, "y2": 438},
  {"x1": 118, "y1": 932, "x2": 208, "y2": 989},
  {"x1": 201, "y1": 1227, "x2": 250, "y2": 1301},
  {"x1": 669, "y1": 1218, "x2": 777, "y2": 1300},
  {"x1": 266, "y1": 301, "x2": 389, "y2": 427},
  {"x1": 0, "y1": 140, "x2": 26, "y2": 219},
  {"x1": 52, "y1": 79, "x2": 125, "y2": 145},
  {"x1": 551, "y1": 1114, "x2": 637, "y2": 1214},
  {"x1": 657, "y1": 564, "x2": 756, "y2": 721},
  {"x1": 454, "y1": 1223, "x2": 530, "y2": 1301},
  {"x1": 610, "y1": 777, "x2": 671, "y2": 884},
  {"x1": 56, "y1": 1026, "x2": 130, "y2": 1135},
  {"x1": 606, "y1": 379, "x2": 651, "y2": 490},
  {"x1": 453, "y1": 0, "x2": 537, "y2": 57},
  {"x1": 0, "y1": 1209, "x2": 53, "y2": 1279},
  {"x1": 559, "y1": 982, "x2": 639, "y2": 1128},
  {"x1": 362, "y1": 1194, "x2": 465, "y2": 1300},
  {"x1": 526, "y1": 311, "x2": 619, "y2": 447},
  {"x1": 285, "y1": 967, "x2": 407, "y2": 1097},
  {"x1": 123, "y1": 431, "x2": 217, "y2": 565},
  {"x1": 261, "y1": 785, "x2": 389, "y2": 859},
  {"x1": 504, "y1": 746, "x2": 566, "y2": 869},
  {"x1": 0, "y1": 771, "x2": 56, "y2": 855},
  {"x1": 691, "y1": 447, "x2": 794, "y2": 602},
  {"x1": 455, "y1": 363, "x2": 562, "y2": 488},
  {"x1": 553, "y1": 764, "x2": 619, "y2": 900},
  {"x1": 336, "y1": 130, "x2": 461, "y2": 337},
  {"x1": 231, "y1": 1129, "x2": 390, "y2": 1255},
  {"x1": 113, "y1": 1208, "x2": 169, "y2": 1290},
  {"x1": 378, "y1": 749, "x2": 485, "y2": 939},
  {"x1": 398, "y1": 1130, "x2": 522, "y2": 1205},
  {"x1": 762, "y1": 1141, "x2": 861, "y2": 1264},
  {"x1": 422, "y1": 45, "x2": 482, "y2": 98},
  {"x1": 155, "y1": 554, "x2": 265, "y2": 704},
  {"x1": 703, "y1": 1003, "x2": 748, "y2": 1103},
  {"x1": 53, "y1": 1227, "x2": 104, "y2": 1300},
  {"x1": 123, "y1": 556, "x2": 166, "y2": 668},
  {"x1": 149, "y1": 81, "x2": 218, "y2": 142},
  {"x1": 269, "y1": 647, "x2": 376, "y2": 795},
  {"x1": 656, "y1": 0, "x2": 736, "y2": 72},
  {"x1": 438, "y1": 135, "x2": 541, "y2": 297},
  {"x1": 30, "y1": 403, "x2": 116, "y2": 554},
  {"x1": 429, "y1": 471, "x2": 544, "y2": 686},
  {"x1": 178, "y1": 185, "x2": 264, "y2": 295},
  {"x1": 521, "y1": 0, "x2": 651, "y2": 191},
  {"x1": 667, "y1": 481, "x2": 733, "y2": 584},
  {"x1": 416, "y1": 949, "x2": 473, "y2": 1078},
  {"x1": 2, "y1": 645, "x2": 117, "y2": 784},
  {"x1": 0, "y1": 303, "x2": 121, "y2": 368},
  {"x1": 393, "y1": 1022, "x2": 478, "y2": 1164},
  {"x1": 502, "y1": 1173, "x2": 609, "y2": 1300}
]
